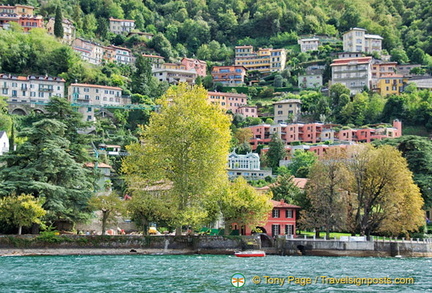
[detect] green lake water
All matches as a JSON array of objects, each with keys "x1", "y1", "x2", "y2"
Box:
[{"x1": 0, "y1": 254, "x2": 431, "y2": 292}]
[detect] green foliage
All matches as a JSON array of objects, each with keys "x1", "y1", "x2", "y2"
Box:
[
  {"x1": 54, "y1": 6, "x2": 64, "y2": 39},
  {"x1": 0, "y1": 119, "x2": 93, "y2": 224},
  {"x1": 0, "y1": 194, "x2": 46, "y2": 235},
  {"x1": 288, "y1": 150, "x2": 317, "y2": 178},
  {"x1": 265, "y1": 133, "x2": 286, "y2": 172}
]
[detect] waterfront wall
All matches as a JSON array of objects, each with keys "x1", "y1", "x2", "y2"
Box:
[
  {"x1": 277, "y1": 238, "x2": 432, "y2": 257},
  {"x1": 1, "y1": 235, "x2": 432, "y2": 257}
]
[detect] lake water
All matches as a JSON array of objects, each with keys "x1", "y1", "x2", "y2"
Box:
[{"x1": 0, "y1": 254, "x2": 431, "y2": 292}]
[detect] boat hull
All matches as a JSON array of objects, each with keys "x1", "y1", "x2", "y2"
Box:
[{"x1": 235, "y1": 251, "x2": 266, "y2": 257}]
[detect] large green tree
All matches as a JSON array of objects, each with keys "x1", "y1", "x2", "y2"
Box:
[
  {"x1": 265, "y1": 133, "x2": 286, "y2": 171},
  {"x1": 122, "y1": 84, "x2": 232, "y2": 235},
  {"x1": 0, "y1": 119, "x2": 93, "y2": 224}
]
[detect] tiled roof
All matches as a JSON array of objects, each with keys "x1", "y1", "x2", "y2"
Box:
[{"x1": 70, "y1": 83, "x2": 122, "y2": 91}]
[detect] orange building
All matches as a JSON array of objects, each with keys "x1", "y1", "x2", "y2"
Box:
[
  {"x1": 211, "y1": 65, "x2": 247, "y2": 86},
  {"x1": 0, "y1": 4, "x2": 42, "y2": 31}
]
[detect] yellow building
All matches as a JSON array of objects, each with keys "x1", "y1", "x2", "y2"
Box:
[
  {"x1": 376, "y1": 75, "x2": 404, "y2": 96},
  {"x1": 234, "y1": 45, "x2": 287, "y2": 74}
]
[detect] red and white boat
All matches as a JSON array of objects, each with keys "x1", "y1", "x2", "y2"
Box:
[{"x1": 234, "y1": 250, "x2": 266, "y2": 257}]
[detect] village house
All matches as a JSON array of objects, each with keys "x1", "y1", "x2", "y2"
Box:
[
  {"x1": 343, "y1": 27, "x2": 383, "y2": 53},
  {"x1": 227, "y1": 151, "x2": 272, "y2": 180},
  {"x1": 298, "y1": 38, "x2": 320, "y2": 52},
  {"x1": 235, "y1": 105, "x2": 258, "y2": 118},
  {"x1": 273, "y1": 99, "x2": 302, "y2": 123},
  {"x1": 72, "y1": 38, "x2": 104, "y2": 65},
  {"x1": 109, "y1": 17, "x2": 135, "y2": 35},
  {"x1": 142, "y1": 54, "x2": 165, "y2": 70},
  {"x1": 330, "y1": 56, "x2": 373, "y2": 95},
  {"x1": 234, "y1": 45, "x2": 287, "y2": 74},
  {"x1": 234, "y1": 199, "x2": 301, "y2": 237},
  {"x1": 68, "y1": 83, "x2": 130, "y2": 122},
  {"x1": 46, "y1": 18, "x2": 76, "y2": 44},
  {"x1": 375, "y1": 75, "x2": 405, "y2": 96},
  {"x1": 207, "y1": 91, "x2": 251, "y2": 113},
  {"x1": 0, "y1": 4, "x2": 43, "y2": 32},
  {"x1": 181, "y1": 58, "x2": 207, "y2": 77},
  {"x1": 0, "y1": 74, "x2": 65, "y2": 104},
  {"x1": 247, "y1": 120, "x2": 402, "y2": 150},
  {"x1": 211, "y1": 65, "x2": 247, "y2": 86},
  {"x1": 152, "y1": 63, "x2": 197, "y2": 85},
  {"x1": 109, "y1": 45, "x2": 134, "y2": 65}
]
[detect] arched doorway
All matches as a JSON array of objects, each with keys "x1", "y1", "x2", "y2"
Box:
[{"x1": 11, "y1": 108, "x2": 27, "y2": 115}]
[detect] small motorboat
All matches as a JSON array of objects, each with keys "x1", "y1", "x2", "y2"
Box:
[{"x1": 234, "y1": 250, "x2": 266, "y2": 257}]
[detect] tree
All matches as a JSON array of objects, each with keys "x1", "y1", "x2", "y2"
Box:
[
  {"x1": 219, "y1": 177, "x2": 272, "y2": 235},
  {"x1": 89, "y1": 193, "x2": 125, "y2": 235},
  {"x1": 347, "y1": 144, "x2": 424, "y2": 238},
  {"x1": 265, "y1": 133, "x2": 286, "y2": 171},
  {"x1": 122, "y1": 84, "x2": 232, "y2": 235},
  {"x1": 0, "y1": 194, "x2": 46, "y2": 235},
  {"x1": 0, "y1": 119, "x2": 93, "y2": 224},
  {"x1": 288, "y1": 150, "x2": 317, "y2": 178},
  {"x1": 126, "y1": 190, "x2": 174, "y2": 235},
  {"x1": 269, "y1": 174, "x2": 303, "y2": 204},
  {"x1": 300, "y1": 149, "x2": 349, "y2": 238},
  {"x1": 54, "y1": 6, "x2": 64, "y2": 39}
]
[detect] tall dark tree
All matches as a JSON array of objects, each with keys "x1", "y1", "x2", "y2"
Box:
[
  {"x1": 54, "y1": 6, "x2": 64, "y2": 39},
  {"x1": 265, "y1": 133, "x2": 286, "y2": 171},
  {"x1": 0, "y1": 119, "x2": 93, "y2": 224}
]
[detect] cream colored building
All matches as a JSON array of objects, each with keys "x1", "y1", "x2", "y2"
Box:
[
  {"x1": 298, "y1": 38, "x2": 320, "y2": 52},
  {"x1": 46, "y1": 18, "x2": 76, "y2": 44},
  {"x1": 109, "y1": 18, "x2": 135, "y2": 35},
  {"x1": 234, "y1": 45, "x2": 287, "y2": 74},
  {"x1": 68, "y1": 83, "x2": 130, "y2": 121},
  {"x1": 343, "y1": 28, "x2": 383, "y2": 53},
  {"x1": 0, "y1": 74, "x2": 65, "y2": 103},
  {"x1": 273, "y1": 99, "x2": 302, "y2": 123},
  {"x1": 153, "y1": 63, "x2": 197, "y2": 85}
]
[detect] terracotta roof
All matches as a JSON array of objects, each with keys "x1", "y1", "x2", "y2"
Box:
[
  {"x1": 109, "y1": 17, "x2": 135, "y2": 22},
  {"x1": 70, "y1": 83, "x2": 122, "y2": 91},
  {"x1": 271, "y1": 200, "x2": 301, "y2": 209},
  {"x1": 379, "y1": 74, "x2": 403, "y2": 78},
  {"x1": 207, "y1": 91, "x2": 247, "y2": 98},
  {"x1": 331, "y1": 57, "x2": 372, "y2": 66},
  {"x1": 142, "y1": 54, "x2": 164, "y2": 59}
]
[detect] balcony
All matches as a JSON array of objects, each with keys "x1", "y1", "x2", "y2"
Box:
[{"x1": 39, "y1": 88, "x2": 53, "y2": 92}]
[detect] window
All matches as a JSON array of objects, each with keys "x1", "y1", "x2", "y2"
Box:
[
  {"x1": 277, "y1": 111, "x2": 283, "y2": 115},
  {"x1": 278, "y1": 105, "x2": 282, "y2": 108},
  {"x1": 285, "y1": 225, "x2": 294, "y2": 235},
  {"x1": 272, "y1": 209, "x2": 280, "y2": 218},
  {"x1": 87, "y1": 107, "x2": 91, "y2": 112},
  {"x1": 272, "y1": 224, "x2": 280, "y2": 237},
  {"x1": 286, "y1": 209, "x2": 293, "y2": 218}
]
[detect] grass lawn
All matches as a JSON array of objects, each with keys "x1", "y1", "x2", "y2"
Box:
[{"x1": 298, "y1": 231, "x2": 353, "y2": 239}]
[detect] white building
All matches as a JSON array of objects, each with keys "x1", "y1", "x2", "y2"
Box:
[
  {"x1": 109, "y1": 45, "x2": 133, "y2": 65},
  {"x1": 0, "y1": 74, "x2": 65, "y2": 103},
  {"x1": 0, "y1": 131, "x2": 9, "y2": 155},
  {"x1": 330, "y1": 57, "x2": 373, "y2": 95},
  {"x1": 153, "y1": 63, "x2": 197, "y2": 85},
  {"x1": 343, "y1": 28, "x2": 383, "y2": 53},
  {"x1": 227, "y1": 151, "x2": 272, "y2": 179},
  {"x1": 72, "y1": 38, "x2": 104, "y2": 65},
  {"x1": 109, "y1": 18, "x2": 135, "y2": 35},
  {"x1": 68, "y1": 83, "x2": 130, "y2": 121},
  {"x1": 298, "y1": 38, "x2": 320, "y2": 52},
  {"x1": 298, "y1": 74, "x2": 323, "y2": 89}
]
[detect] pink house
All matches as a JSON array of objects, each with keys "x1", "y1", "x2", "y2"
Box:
[
  {"x1": 181, "y1": 57, "x2": 207, "y2": 77},
  {"x1": 207, "y1": 92, "x2": 248, "y2": 113},
  {"x1": 236, "y1": 105, "x2": 258, "y2": 118},
  {"x1": 233, "y1": 199, "x2": 300, "y2": 237}
]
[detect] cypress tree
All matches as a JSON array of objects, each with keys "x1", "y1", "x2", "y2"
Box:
[{"x1": 54, "y1": 6, "x2": 64, "y2": 39}]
